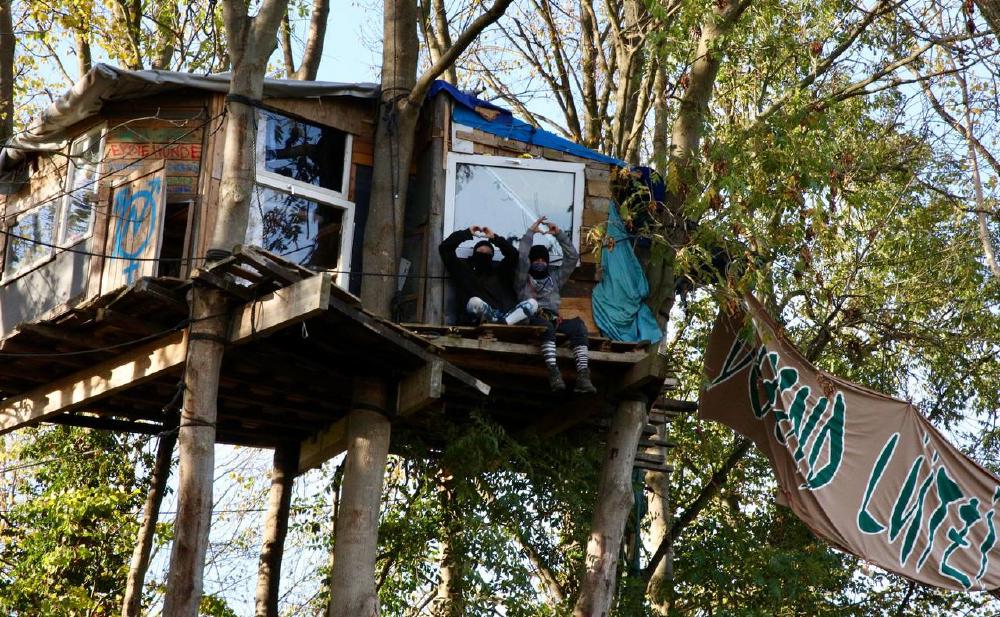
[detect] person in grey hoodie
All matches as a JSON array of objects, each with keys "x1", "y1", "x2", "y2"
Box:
[{"x1": 516, "y1": 216, "x2": 596, "y2": 393}]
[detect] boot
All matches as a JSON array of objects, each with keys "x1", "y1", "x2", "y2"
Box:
[
  {"x1": 574, "y1": 368, "x2": 597, "y2": 394},
  {"x1": 548, "y1": 365, "x2": 566, "y2": 392}
]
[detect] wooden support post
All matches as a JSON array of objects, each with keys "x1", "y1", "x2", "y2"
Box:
[
  {"x1": 122, "y1": 430, "x2": 178, "y2": 617},
  {"x1": 162, "y1": 286, "x2": 230, "y2": 617},
  {"x1": 573, "y1": 397, "x2": 647, "y2": 617},
  {"x1": 255, "y1": 443, "x2": 299, "y2": 617},
  {"x1": 328, "y1": 376, "x2": 391, "y2": 617}
]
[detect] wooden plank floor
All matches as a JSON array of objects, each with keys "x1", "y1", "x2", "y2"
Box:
[{"x1": 0, "y1": 271, "x2": 673, "y2": 450}]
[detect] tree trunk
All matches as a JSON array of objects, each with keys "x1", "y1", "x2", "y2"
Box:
[
  {"x1": 326, "y1": 1, "x2": 513, "y2": 613},
  {"x1": 574, "y1": 398, "x2": 647, "y2": 617},
  {"x1": 651, "y1": 59, "x2": 668, "y2": 176},
  {"x1": 150, "y1": 0, "x2": 179, "y2": 69},
  {"x1": 579, "y1": 0, "x2": 600, "y2": 148},
  {"x1": 75, "y1": 31, "x2": 92, "y2": 79},
  {"x1": 644, "y1": 0, "x2": 749, "y2": 320},
  {"x1": 0, "y1": 0, "x2": 12, "y2": 143},
  {"x1": 432, "y1": 473, "x2": 465, "y2": 617},
  {"x1": 255, "y1": 444, "x2": 299, "y2": 617},
  {"x1": 161, "y1": 287, "x2": 229, "y2": 616},
  {"x1": 975, "y1": 0, "x2": 1000, "y2": 40},
  {"x1": 328, "y1": 378, "x2": 391, "y2": 617},
  {"x1": 294, "y1": 0, "x2": 330, "y2": 80},
  {"x1": 210, "y1": 0, "x2": 285, "y2": 254},
  {"x1": 122, "y1": 431, "x2": 177, "y2": 617},
  {"x1": 280, "y1": 13, "x2": 297, "y2": 77},
  {"x1": 643, "y1": 424, "x2": 671, "y2": 615},
  {"x1": 164, "y1": 3, "x2": 287, "y2": 612},
  {"x1": 955, "y1": 66, "x2": 1000, "y2": 279}
]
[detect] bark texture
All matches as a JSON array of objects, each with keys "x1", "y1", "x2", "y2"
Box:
[
  {"x1": 295, "y1": 0, "x2": 329, "y2": 80},
  {"x1": 325, "y1": 2, "x2": 513, "y2": 615},
  {"x1": 432, "y1": 473, "x2": 466, "y2": 616},
  {"x1": 122, "y1": 431, "x2": 177, "y2": 617},
  {"x1": 975, "y1": 0, "x2": 1000, "y2": 40},
  {"x1": 643, "y1": 425, "x2": 672, "y2": 614},
  {"x1": 162, "y1": 288, "x2": 229, "y2": 616},
  {"x1": 255, "y1": 444, "x2": 299, "y2": 617},
  {"x1": 573, "y1": 398, "x2": 647, "y2": 617},
  {"x1": 164, "y1": 2, "x2": 288, "y2": 612},
  {"x1": 328, "y1": 380, "x2": 391, "y2": 617},
  {"x1": 210, "y1": 0, "x2": 286, "y2": 254},
  {"x1": 645, "y1": 0, "x2": 749, "y2": 322}
]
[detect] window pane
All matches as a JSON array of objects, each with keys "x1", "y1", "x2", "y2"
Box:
[
  {"x1": 5, "y1": 202, "x2": 56, "y2": 277},
  {"x1": 452, "y1": 163, "x2": 576, "y2": 262},
  {"x1": 60, "y1": 130, "x2": 101, "y2": 245},
  {"x1": 263, "y1": 111, "x2": 347, "y2": 193},
  {"x1": 247, "y1": 185, "x2": 342, "y2": 269}
]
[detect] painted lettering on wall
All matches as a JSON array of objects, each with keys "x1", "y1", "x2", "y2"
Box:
[
  {"x1": 106, "y1": 142, "x2": 202, "y2": 161},
  {"x1": 105, "y1": 160, "x2": 201, "y2": 176}
]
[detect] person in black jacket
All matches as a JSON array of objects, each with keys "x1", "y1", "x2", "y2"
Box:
[{"x1": 439, "y1": 225, "x2": 538, "y2": 325}]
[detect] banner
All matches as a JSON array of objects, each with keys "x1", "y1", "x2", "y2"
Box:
[{"x1": 701, "y1": 296, "x2": 1000, "y2": 591}]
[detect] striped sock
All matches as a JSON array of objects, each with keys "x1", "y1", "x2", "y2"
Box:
[
  {"x1": 573, "y1": 345, "x2": 589, "y2": 372},
  {"x1": 541, "y1": 342, "x2": 557, "y2": 367}
]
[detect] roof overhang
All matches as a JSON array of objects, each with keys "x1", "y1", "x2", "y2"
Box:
[{"x1": 0, "y1": 63, "x2": 380, "y2": 179}]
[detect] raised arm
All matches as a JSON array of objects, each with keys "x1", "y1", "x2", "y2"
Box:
[
  {"x1": 551, "y1": 229, "x2": 578, "y2": 288},
  {"x1": 439, "y1": 228, "x2": 476, "y2": 292},
  {"x1": 515, "y1": 228, "x2": 534, "y2": 291}
]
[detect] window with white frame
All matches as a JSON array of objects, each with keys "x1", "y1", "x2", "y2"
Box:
[
  {"x1": 59, "y1": 126, "x2": 105, "y2": 246},
  {"x1": 2, "y1": 126, "x2": 105, "y2": 281},
  {"x1": 444, "y1": 154, "x2": 585, "y2": 264},
  {"x1": 4, "y1": 200, "x2": 57, "y2": 279},
  {"x1": 250, "y1": 110, "x2": 354, "y2": 288}
]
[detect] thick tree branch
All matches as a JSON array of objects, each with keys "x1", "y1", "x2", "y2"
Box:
[
  {"x1": 641, "y1": 436, "x2": 752, "y2": 584},
  {"x1": 410, "y1": 0, "x2": 514, "y2": 105},
  {"x1": 295, "y1": 0, "x2": 329, "y2": 80},
  {"x1": 280, "y1": 12, "x2": 296, "y2": 77}
]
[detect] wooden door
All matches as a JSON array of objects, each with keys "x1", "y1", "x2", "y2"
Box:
[{"x1": 101, "y1": 166, "x2": 168, "y2": 294}]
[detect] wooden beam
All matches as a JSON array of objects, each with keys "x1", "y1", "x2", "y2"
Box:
[
  {"x1": 397, "y1": 359, "x2": 443, "y2": 417},
  {"x1": 618, "y1": 350, "x2": 671, "y2": 393},
  {"x1": 0, "y1": 275, "x2": 335, "y2": 436},
  {"x1": 47, "y1": 414, "x2": 167, "y2": 435},
  {"x1": 430, "y1": 336, "x2": 649, "y2": 364},
  {"x1": 0, "y1": 330, "x2": 188, "y2": 434},
  {"x1": 298, "y1": 417, "x2": 347, "y2": 474},
  {"x1": 228, "y1": 273, "x2": 331, "y2": 341}
]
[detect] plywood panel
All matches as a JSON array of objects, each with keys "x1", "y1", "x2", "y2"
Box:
[
  {"x1": 263, "y1": 97, "x2": 376, "y2": 137},
  {"x1": 582, "y1": 207, "x2": 609, "y2": 228},
  {"x1": 100, "y1": 167, "x2": 168, "y2": 294},
  {"x1": 586, "y1": 178, "x2": 612, "y2": 199},
  {"x1": 561, "y1": 296, "x2": 598, "y2": 334}
]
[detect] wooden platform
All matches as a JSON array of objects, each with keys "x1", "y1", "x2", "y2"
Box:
[{"x1": 0, "y1": 250, "x2": 673, "y2": 474}]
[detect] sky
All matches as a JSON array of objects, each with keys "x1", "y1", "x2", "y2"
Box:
[{"x1": 313, "y1": 0, "x2": 383, "y2": 84}]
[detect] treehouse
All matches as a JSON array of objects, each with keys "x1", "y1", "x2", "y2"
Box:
[
  {"x1": 0, "y1": 63, "x2": 678, "y2": 457},
  {"x1": 0, "y1": 63, "x2": 680, "y2": 613}
]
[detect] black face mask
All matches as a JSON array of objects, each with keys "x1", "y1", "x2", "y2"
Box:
[
  {"x1": 529, "y1": 262, "x2": 549, "y2": 280},
  {"x1": 471, "y1": 252, "x2": 493, "y2": 273}
]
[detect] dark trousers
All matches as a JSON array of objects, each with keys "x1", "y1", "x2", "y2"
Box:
[{"x1": 528, "y1": 314, "x2": 588, "y2": 346}]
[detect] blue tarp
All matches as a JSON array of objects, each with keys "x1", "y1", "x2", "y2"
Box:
[
  {"x1": 429, "y1": 81, "x2": 626, "y2": 167},
  {"x1": 592, "y1": 202, "x2": 663, "y2": 343}
]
